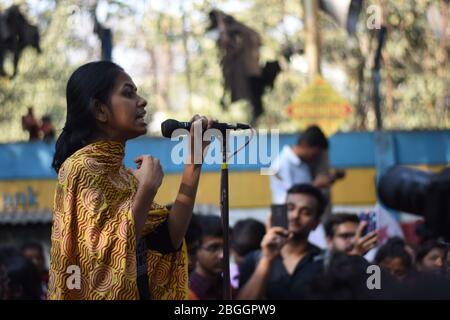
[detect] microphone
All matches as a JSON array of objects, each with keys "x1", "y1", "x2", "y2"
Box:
[{"x1": 161, "y1": 119, "x2": 251, "y2": 138}]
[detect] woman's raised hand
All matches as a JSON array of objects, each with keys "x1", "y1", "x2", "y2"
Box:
[
  {"x1": 188, "y1": 114, "x2": 216, "y2": 164},
  {"x1": 130, "y1": 155, "x2": 164, "y2": 194}
]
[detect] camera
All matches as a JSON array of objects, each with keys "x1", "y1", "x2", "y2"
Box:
[{"x1": 378, "y1": 166, "x2": 450, "y2": 240}]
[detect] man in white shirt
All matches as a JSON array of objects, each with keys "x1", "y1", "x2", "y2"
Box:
[
  {"x1": 270, "y1": 125, "x2": 341, "y2": 204},
  {"x1": 270, "y1": 125, "x2": 344, "y2": 248}
]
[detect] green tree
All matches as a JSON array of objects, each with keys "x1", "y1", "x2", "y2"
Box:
[{"x1": 0, "y1": 0, "x2": 448, "y2": 143}]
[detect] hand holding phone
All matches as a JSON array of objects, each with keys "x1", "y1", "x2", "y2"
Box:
[
  {"x1": 358, "y1": 211, "x2": 378, "y2": 236},
  {"x1": 271, "y1": 204, "x2": 288, "y2": 230},
  {"x1": 349, "y1": 211, "x2": 379, "y2": 256}
]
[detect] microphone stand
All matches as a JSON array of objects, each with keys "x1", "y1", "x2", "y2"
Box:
[{"x1": 219, "y1": 129, "x2": 232, "y2": 300}]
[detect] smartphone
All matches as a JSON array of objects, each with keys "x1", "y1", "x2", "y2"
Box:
[
  {"x1": 271, "y1": 204, "x2": 288, "y2": 229},
  {"x1": 358, "y1": 211, "x2": 378, "y2": 236}
]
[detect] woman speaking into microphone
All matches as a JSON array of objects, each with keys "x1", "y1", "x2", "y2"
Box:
[{"x1": 48, "y1": 61, "x2": 213, "y2": 300}]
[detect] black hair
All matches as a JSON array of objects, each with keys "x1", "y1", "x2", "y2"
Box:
[
  {"x1": 231, "y1": 218, "x2": 265, "y2": 257},
  {"x1": 185, "y1": 214, "x2": 203, "y2": 245},
  {"x1": 374, "y1": 237, "x2": 413, "y2": 269},
  {"x1": 324, "y1": 213, "x2": 360, "y2": 238},
  {"x1": 287, "y1": 183, "x2": 327, "y2": 219},
  {"x1": 306, "y1": 252, "x2": 377, "y2": 299},
  {"x1": 52, "y1": 61, "x2": 124, "y2": 173},
  {"x1": 416, "y1": 239, "x2": 446, "y2": 265},
  {"x1": 297, "y1": 125, "x2": 329, "y2": 149},
  {"x1": 197, "y1": 215, "x2": 223, "y2": 241}
]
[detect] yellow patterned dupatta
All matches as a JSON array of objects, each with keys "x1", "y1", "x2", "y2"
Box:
[{"x1": 48, "y1": 140, "x2": 188, "y2": 300}]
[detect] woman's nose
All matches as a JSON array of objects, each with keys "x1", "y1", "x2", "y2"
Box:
[{"x1": 138, "y1": 96, "x2": 147, "y2": 108}]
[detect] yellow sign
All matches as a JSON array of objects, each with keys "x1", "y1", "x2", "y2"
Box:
[
  {"x1": 0, "y1": 180, "x2": 55, "y2": 213},
  {"x1": 287, "y1": 77, "x2": 353, "y2": 136}
]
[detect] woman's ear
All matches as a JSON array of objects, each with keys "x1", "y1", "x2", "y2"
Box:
[{"x1": 93, "y1": 101, "x2": 109, "y2": 124}]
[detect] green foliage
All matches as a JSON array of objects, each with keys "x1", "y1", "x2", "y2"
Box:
[
  {"x1": 0, "y1": 0, "x2": 448, "y2": 143},
  {"x1": 0, "y1": 0, "x2": 79, "y2": 142}
]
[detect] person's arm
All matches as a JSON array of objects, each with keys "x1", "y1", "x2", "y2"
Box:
[
  {"x1": 131, "y1": 115, "x2": 211, "y2": 248},
  {"x1": 237, "y1": 227, "x2": 288, "y2": 300},
  {"x1": 167, "y1": 162, "x2": 202, "y2": 249},
  {"x1": 131, "y1": 160, "x2": 202, "y2": 249},
  {"x1": 312, "y1": 174, "x2": 333, "y2": 188},
  {"x1": 237, "y1": 255, "x2": 273, "y2": 300},
  {"x1": 312, "y1": 170, "x2": 346, "y2": 188},
  {"x1": 167, "y1": 115, "x2": 213, "y2": 249},
  {"x1": 277, "y1": 161, "x2": 293, "y2": 191}
]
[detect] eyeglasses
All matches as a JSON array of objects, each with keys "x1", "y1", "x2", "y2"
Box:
[{"x1": 200, "y1": 243, "x2": 223, "y2": 254}]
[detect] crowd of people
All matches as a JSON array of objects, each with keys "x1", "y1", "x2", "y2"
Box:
[
  {"x1": 183, "y1": 125, "x2": 450, "y2": 300},
  {"x1": 185, "y1": 198, "x2": 450, "y2": 300},
  {"x1": 1, "y1": 208, "x2": 449, "y2": 300}
]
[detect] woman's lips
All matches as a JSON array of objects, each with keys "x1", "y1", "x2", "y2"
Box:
[
  {"x1": 136, "y1": 116, "x2": 146, "y2": 125},
  {"x1": 136, "y1": 113, "x2": 146, "y2": 123}
]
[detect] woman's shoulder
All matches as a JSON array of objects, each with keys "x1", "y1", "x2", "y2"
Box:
[
  {"x1": 61, "y1": 148, "x2": 86, "y2": 167},
  {"x1": 57, "y1": 147, "x2": 96, "y2": 181}
]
